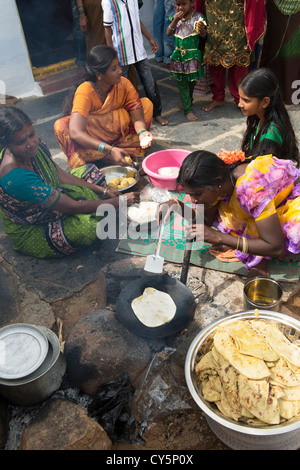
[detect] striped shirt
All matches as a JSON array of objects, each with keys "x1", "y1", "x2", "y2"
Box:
[{"x1": 102, "y1": 0, "x2": 147, "y2": 66}]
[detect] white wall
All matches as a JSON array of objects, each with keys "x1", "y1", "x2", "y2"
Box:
[
  {"x1": 0, "y1": 0, "x2": 42, "y2": 99},
  {"x1": 0, "y1": 0, "x2": 154, "y2": 100}
]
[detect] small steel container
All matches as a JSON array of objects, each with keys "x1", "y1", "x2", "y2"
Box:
[
  {"x1": 185, "y1": 310, "x2": 300, "y2": 450},
  {"x1": 244, "y1": 277, "x2": 283, "y2": 311}
]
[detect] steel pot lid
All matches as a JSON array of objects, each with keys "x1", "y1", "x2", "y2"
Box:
[{"x1": 0, "y1": 323, "x2": 49, "y2": 380}]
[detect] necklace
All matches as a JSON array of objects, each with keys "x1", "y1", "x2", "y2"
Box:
[
  {"x1": 18, "y1": 157, "x2": 35, "y2": 171},
  {"x1": 94, "y1": 83, "x2": 108, "y2": 103}
]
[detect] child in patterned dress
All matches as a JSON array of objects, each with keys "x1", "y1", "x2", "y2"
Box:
[{"x1": 167, "y1": 0, "x2": 206, "y2": 121}]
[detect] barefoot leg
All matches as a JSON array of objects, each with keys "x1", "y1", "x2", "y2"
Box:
[
  {"x1": 154, "y1": 115, "x2": 169, "y2": 126},
  {"x1": 202, "y1": 100, "x2": 224, "y2": 112},
  {"x1": 186, "y1": 112, "x2": 198, "y2": 121}
]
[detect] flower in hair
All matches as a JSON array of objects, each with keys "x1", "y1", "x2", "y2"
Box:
[{"x1": 216, "y1": 149, "x2": 245, "y2": 164}]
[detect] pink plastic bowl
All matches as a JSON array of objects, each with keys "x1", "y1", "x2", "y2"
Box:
[{"x1": 142, "y1": 149, "x2": 191, "y2": 190}]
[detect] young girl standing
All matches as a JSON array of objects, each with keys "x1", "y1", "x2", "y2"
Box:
[
  {"x1": 239, "y1": 68, "x2": 299, "y2": 165},
  {"x1": 167, "y1": 0, "x2": 206, "y2": 121}
]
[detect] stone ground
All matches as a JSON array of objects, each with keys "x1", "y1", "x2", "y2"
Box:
[{"x1": 0, "y1": 59, "x2": 300, "y2": 451}]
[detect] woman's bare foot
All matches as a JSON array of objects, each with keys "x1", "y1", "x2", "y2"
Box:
[
  {"x1": 186, "y1": 112, "x2": 198, "y2": 121},
  {"x1": 202, "y1": 100, "x2": 224, "y2": 112},
  {"x1": 247, "y1": 259, "x2": 270, "y2": 280},
  {"x1": 154, "y1": 115, "x2": 169, "y2": 126}
]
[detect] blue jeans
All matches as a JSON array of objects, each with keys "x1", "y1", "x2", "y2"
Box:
[
  {"x1": 72, "y1": 1, "x2": 87, "y2": 66},
  {"x1": 122, "y1": 59, "x2": 162, "y2": 118},
  {"x1": 153, "y1": 0, "x2": 175, "y2": 64}
]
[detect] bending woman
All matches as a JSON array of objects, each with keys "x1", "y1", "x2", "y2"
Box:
[
  {"x1": 159, "y1": 150, "x2": 300, "y2": 277},
  {"x1": 54, "y1": 45, "x2": 154, "y2": 169},
  {"x1": 0, "y1": 107, "x2": 138, "y2": 258},
  {"x1": 239, "y1": 67, "x2": 299, "y2": 165}
]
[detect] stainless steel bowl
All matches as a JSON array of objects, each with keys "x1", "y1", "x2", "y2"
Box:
[
  {"x1": 185, "y1": 310, "x2": 300, "y2": 450},
  {"x1": 244, "y1": 277, "x2": 283, "y2": 312},
  {"x1": 101, "y1": 165, "x2": 140, "y2": 192}
]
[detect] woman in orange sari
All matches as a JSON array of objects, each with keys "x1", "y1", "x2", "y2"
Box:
[{"x1": 54, "y1": 45, "x2": 154, "y2": 169}]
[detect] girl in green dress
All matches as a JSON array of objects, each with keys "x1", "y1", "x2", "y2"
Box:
[
  {"x1": 238, "y1": 67, "x2": 299, "y2": 165},
  {"x1": 167, "y1": 0, "x2": 206, "y2": 121}
]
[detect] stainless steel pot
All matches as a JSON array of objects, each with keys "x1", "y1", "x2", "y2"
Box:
[
  {"x1": 0, "y1": 326, "x2": 66, "y2": 406},
  {"x1": 185, "y1": 310, "x2": 300, "y2": 450}
]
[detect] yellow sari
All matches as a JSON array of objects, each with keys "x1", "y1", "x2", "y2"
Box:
[
  {"x1": 214, "y1": 155, "x2": 300, "y2": 268},
  {"x1": 54, "y1": 77, "x2": 153, "y2": 169}
]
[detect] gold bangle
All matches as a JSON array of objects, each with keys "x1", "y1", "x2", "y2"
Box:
[
  {"x1": 236, "y1": 236, "x2": 240, "y2": 251},
  {"x1": 242, "y1": 237, "x2": 248, "y2": 254},
  {"x1": 169, "y1": 198, "x2": 180, "y2": 206}
]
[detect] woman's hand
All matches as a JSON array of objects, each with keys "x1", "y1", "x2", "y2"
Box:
[
  {"x1": 187, "y1": 224, "x2": 222, "y2": 245},
  {"x1": 109, "y1": 146, "x2": 132, "y2": 166},
  {"x1": 106, "y1": 188, "x2": 121, "y2": 198},
  {"x1": 139, "y1": 130, "x2": 154, "y2": 149},
  {"x1": 121, "y1": 192, "x2": 140, "y2": 206},
  {"x1": 156, "y1": 199, "x2": 182, "y2": 224}
]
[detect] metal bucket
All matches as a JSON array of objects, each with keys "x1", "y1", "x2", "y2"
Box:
[
  {"x1": 0, "y1": 326, "x2": 66, "y2": 406},
  {"x1": 243, "y1": 277, "x2": 283, "y2": 312}
]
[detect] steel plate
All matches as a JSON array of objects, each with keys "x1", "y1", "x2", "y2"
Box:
[
  {"x1": 101, "y1": 165, "x2": 140, "y2": 192},
  {"x1": 0, "y1": 323, "x2": 49, "y2": 380}
]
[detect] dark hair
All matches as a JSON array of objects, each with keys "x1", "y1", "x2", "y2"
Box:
[
  {"x1": 239, "y1": 68, "x2": 299, "y2": 165},
  {"x1": 62, "y1": 45, "x2": 118, "y2": 116},
  {"x1": 0, "y1": 106, "x2": 32, "y2": 150},
  {"x1": 177, "y1": 150, "x2": 230, "y2": 189},
  {"x1": 85, "y1": 45, "x2": 118, "y2": 79}
]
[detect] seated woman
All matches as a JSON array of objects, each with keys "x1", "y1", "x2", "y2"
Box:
[
  {"x1": 54, "y1": 45, "x2": 154, "y2": 169},
  {"x1": 238, "y1": 67, "x2": 299, "y2": 165},
  {"x1": 0, "y1": 107, "x2": 139, "y2": 258},
  {"x1": 159, "y1": 150, "x2": 300, "y2": 278}
]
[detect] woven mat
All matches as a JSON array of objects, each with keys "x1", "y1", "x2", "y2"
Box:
[{"x1": 116, "y1": 192, "x2": 300, "y2": 282}]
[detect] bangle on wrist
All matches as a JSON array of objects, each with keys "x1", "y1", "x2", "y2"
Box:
[
  {"x1": 169, "y1": 197, "x2": 180, "y2": 207},
  {"x1": 109, "y1": 144, "x2": 115, "y2": 155},
  {"x1": 242, "y1": 237, "x2": 248, "y2": 254},
  {"x1": 78, "y1": 6, "x2": 86, "y2": 14},
  {"x1": 169, "y1": 25, "x2": 175, "y2": 31},
  {"x1": 102, "y1": 187, "x2": 108, "y2": 198},
  {"x1": 98, "y1": 141, "x2": 106, "y2": 153},
  {"x1": 138, "y1": 129, "x2": 147, "y2": 137}
]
